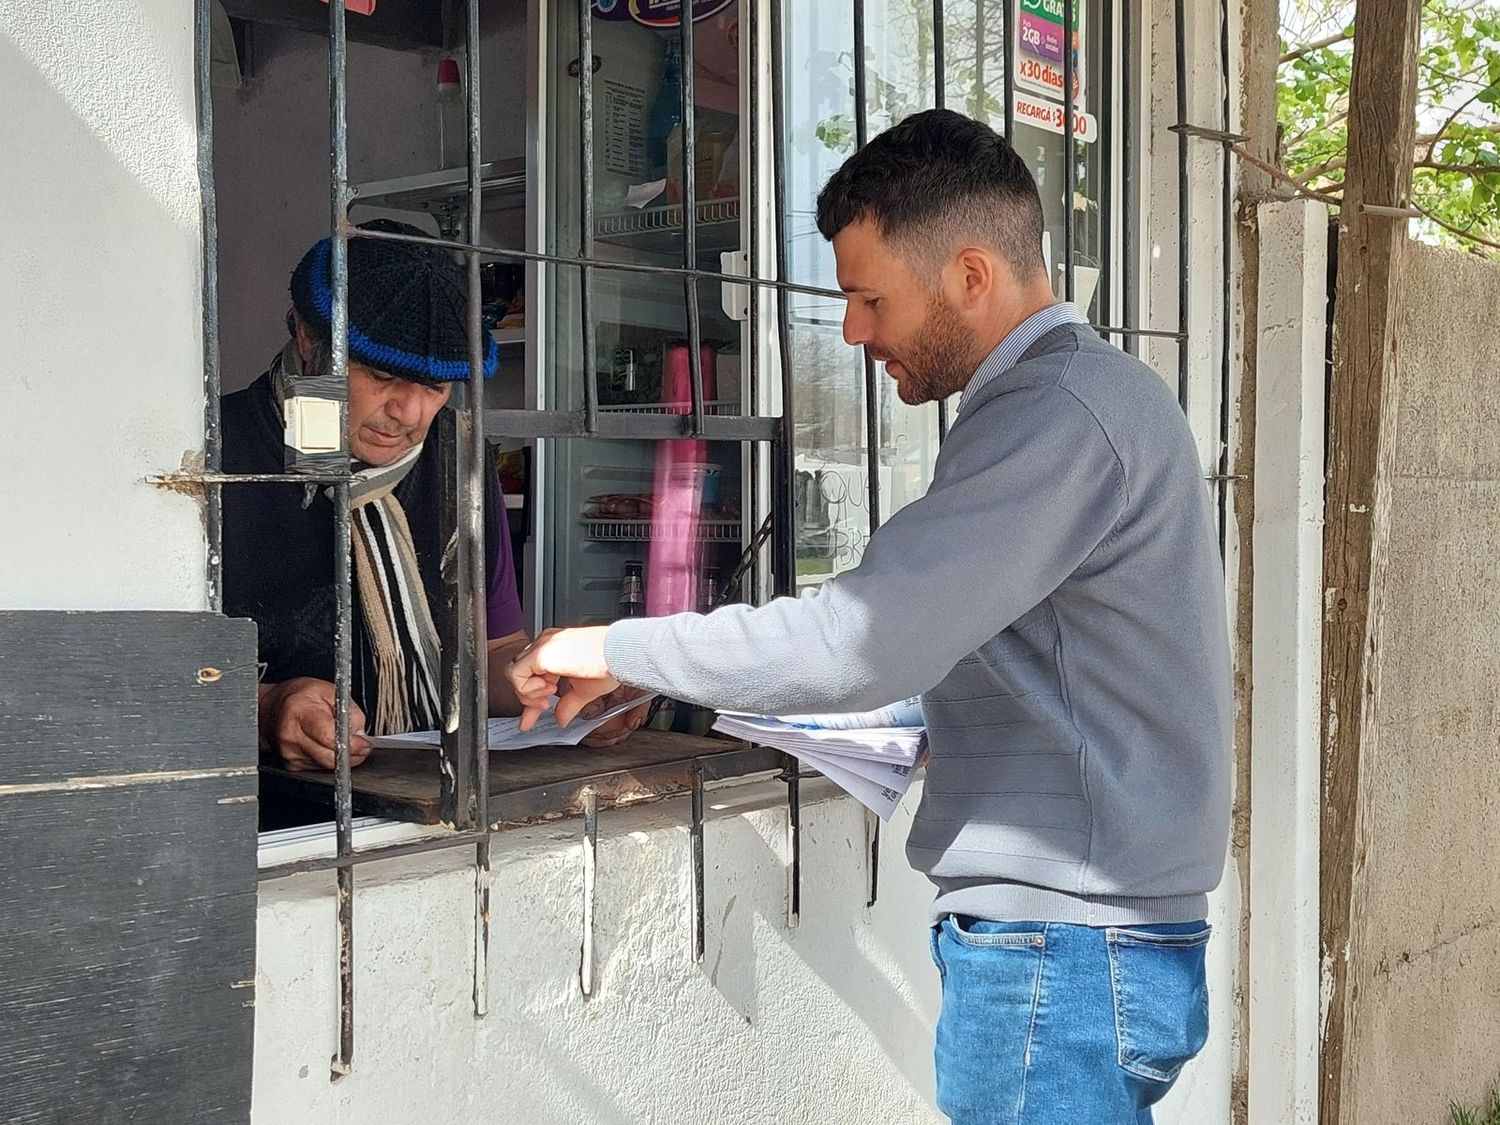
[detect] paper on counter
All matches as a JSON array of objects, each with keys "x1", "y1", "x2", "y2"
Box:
[{"x1": 372, "y1": 693, "x2": 658, "y2": 751}]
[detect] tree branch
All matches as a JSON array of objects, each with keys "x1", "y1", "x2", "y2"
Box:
[
  {"x1": 1280, "y1": 28, "x2": 1354, "y2": 64},
  {"x1": 1416, "y1": 121, "x2": 1500, "y2": 145},
  {"x1": 1415, "y1": 161, "x2": 1500, "y2": 176},
  {"x1": 1229, "y1": 138, "x2": 1345, "y2": 205},
  {"x1": 1286, "y1": 108, "x2": 1349, "y2": 153},
  {"x1": 1297, "y1": 147, "x2": 1500, "y2": 188},
  {"x1": 1296, "y1": 154, "x2": 1348, "y2": 183},
  {"x1": 1413, "y1": 202, "x2": 1500, "y2": 251},
  {"x1": 1423, "y1": 82, "x2": 1500, "y2": 162}
]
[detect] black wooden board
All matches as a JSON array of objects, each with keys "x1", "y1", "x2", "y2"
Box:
[
  {"x1": 0, "y1": 612, "x2": 258, "y2": 1125},
  {"x1": 0, "y1": 610, "x2": 260, "y2": 782}
]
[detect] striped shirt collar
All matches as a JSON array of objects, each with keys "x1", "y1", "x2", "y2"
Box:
[{"x1": 956, "y1": 302, "x2": 1086, "y2": 413}]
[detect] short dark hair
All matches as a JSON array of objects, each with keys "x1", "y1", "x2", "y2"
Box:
[{"x1": 815, "y1": 108, "x2": 1046, "y2": 282}]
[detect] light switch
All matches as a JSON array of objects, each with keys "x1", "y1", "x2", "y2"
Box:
[{"x1": 285, "y1": 396, "x2": 343, "y2": 454}]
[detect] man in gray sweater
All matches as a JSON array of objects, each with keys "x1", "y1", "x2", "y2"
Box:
[{"x1": 509, "y1": 109, "x2": 1230, "y2": 1123}]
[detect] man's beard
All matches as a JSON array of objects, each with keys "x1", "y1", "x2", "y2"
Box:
[{"x1": 880, "y1": 294, "x2": 981, "y2": 406}]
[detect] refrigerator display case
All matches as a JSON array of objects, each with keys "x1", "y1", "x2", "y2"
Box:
[
  {"x1": 347, "y1": 0, "x2": 1124, "y2": 718},
  {"x1": 539, "y1": 5, "x2": 755, "y2": 621}
]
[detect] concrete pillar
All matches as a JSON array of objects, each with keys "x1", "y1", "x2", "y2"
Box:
[{"x1": 1247, "y1": 198, "x2": 1327, "y2": 1125}]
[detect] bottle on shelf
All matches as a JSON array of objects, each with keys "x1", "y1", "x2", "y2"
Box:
[
  {"x1": 645, "y1": 41, "x2": 682, "y2": 176},
  {"x1": 437, "y1": 57, "x2": 465, "y2": 170},
  {"x1": 698, "y1": 567, "x2": 721, "y2": 614},
  {"x1": 695, "y1": 124, "x2": 734, "y2": 201},
  {"x1": 618, "y1": 560, "x2": 646, "y2": 619},
  {"x1": 613, "y1": 347, "x2": 637, "y2": 400}
]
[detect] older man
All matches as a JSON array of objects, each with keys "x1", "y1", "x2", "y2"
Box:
[
  {"x1": 507, "y1": 111, "x2": 1230, "y2": 1123},
  {"x1": 223, "y1": 222, "x2": 643, "y2": 782}
]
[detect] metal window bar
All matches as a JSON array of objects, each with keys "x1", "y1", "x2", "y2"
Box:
[
  {"x1": 1216, "y1": 0, "x2": 1235, "y2": 560},
  {"x1": 578, "y1": 788, "x2": 599, "y2": 997},
  {"x1": 679, "y1": 0, "x2": 708, "y2": 435},
  {"x1": 360, "y1": 224, "x2": 848, "y2": 300},
  {"x1": 1120, "y1": 0, "x2": 1137, "y2": 357},
  {"x1": 852, "y1": 1, "x2": 882, "y2": 540},
  {"x1": 690, "y1": 762, "x2": 706, "y2": 963},
  {"x1": 325, "y1": 0, "x2": 357, "y2": 1081},
  {"x1": 1003, "y1": 0, "x2": 1016, "y2": 139},
  {"x1": 768, "y1": 0, "x2": 797, "y2": 603},
  {"x1": 1064, "y1": 0, "x2": 1077, "y2": 305},
  {"x1": 933, "y1": 0, "x2": 949, "y2": 442},
  {"x1": 463, "y1": 0, "x2": 493, "y2": 1020},
  {"x1": 1173, "y1": 0, "x2": 1190, "y2": 413},
  {"x1": 195, "y1": 0, "x2": 222, "y2": 615},
  {"x1": 436, "y1": 0, "x2": 489, "y2": 837},
  {"x1": 186, "y1": 0, "x2": 1208, "y2": 1060},
  {"x1": 768, "y1": 0, "x2": 800, "y2": 926},
  {"x1": 578, "y1": 0, "x2": 600, "y2": 433},
  {"x1": 851, "y1": 0, "x2": 884, "y2": 910},
  {"x1": 350, "y1": 221, "x2": 1182, "y2": 344},
  {"x1": 1099, "y1": 0, "x2": 1114, "y2": 332},
  {"x1": 744, "y1": 0, "x2": 763, "y2": 602}
]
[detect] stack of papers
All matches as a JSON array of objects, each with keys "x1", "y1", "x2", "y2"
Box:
[
  {"x1": 370, "y1": 693, "x2": 658, "y2": 752},
  {"x1": 712, "y1": 706, "x2": 926, "y2": 821}
]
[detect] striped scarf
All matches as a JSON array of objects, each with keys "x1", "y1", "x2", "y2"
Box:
[{"x1": 272, "y1": 343, "x2": 443, "y2": 735}]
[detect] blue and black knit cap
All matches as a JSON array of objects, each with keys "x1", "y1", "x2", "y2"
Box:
[{"x1": 290, "y1": 219, "x2": 499, "y2": 384}]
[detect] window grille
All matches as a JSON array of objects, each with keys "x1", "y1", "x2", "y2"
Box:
[{"x1": 187, "y1": 0, "x2": 1229, "y2": 1076}]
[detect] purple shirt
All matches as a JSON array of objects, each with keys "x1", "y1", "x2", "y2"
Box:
[{"x1": 486, "y1": 481, "x2": 525, "y2": 639}]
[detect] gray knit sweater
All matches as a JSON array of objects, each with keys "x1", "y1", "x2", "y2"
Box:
[{"x1": 605, "y1": 323, "x2": 1231, "y2": 925}]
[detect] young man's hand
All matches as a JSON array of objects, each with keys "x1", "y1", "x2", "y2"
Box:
[
  {"x1": 258, "y1": 677, "x2": 374, "y2": 771},
  {"x1": 506, "y1": 627, "x2": 618, "y2": 731}
]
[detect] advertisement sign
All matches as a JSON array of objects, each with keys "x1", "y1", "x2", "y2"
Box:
[
  {"x1": 592, "y1": 0, "x2": 735, "y2": 26},
  {"x1": 1013, "y1": 0, "x2": 1085, "y2": 108},
  {"x1": 1013, "y1": 91, "x2": 1098, "y2": 143}
]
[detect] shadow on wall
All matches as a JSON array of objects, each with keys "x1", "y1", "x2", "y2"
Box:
[
  {"x1": 510, "y1": 792, "x2": 943, "y2": 1120},
  {"x1": 0, "y1": 23, "x2": 209, "y2": 611},
  {"x1": 251, "y1": 791, "x2": 943, "y2": 1124}
]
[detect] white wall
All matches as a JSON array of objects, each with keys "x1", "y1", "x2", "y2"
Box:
[
  {"x1": 0, "y1": 3, "x2": 208, "y2": 610},
  {"x1": 255, "y1": 779, "x2": 1236, "y2": 1124},
  {"x1": 254, "y1": 784, "x2": 945, "y2": 1124}
]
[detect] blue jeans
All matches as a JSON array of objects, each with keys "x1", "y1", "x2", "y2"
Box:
[{"x1": 928, "y1": 916, "x2": 1211, "y2": 1124}]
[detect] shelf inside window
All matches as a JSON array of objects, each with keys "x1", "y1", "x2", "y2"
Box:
[
  {"x1": 582, "y1": 517, "x2": 742, "y2": 543},
  {"x1": 596, "y1": 400, "x2": 739, "y2": 416},
  {"x1": 350, "y1": 158, "x2": 526, "y2": 219},
  {"x1": 594, "y1": 197, "x2": 741, "y2": 253}
]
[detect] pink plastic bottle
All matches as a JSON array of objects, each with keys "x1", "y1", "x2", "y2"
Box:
[{"x1": 646, "y1": 342, "x2": 717, "y2": 616}]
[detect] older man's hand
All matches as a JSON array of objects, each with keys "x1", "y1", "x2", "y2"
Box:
[
  {"x1": 258, "y1": 676, "x2": 374, "y2": 771},
  {"x1": 507, "y1": 626, "x2": 618, "y2": 731},
  {"x1": 578, "y1": 686, "x2": 652, "y2": 747}
]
